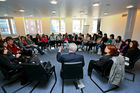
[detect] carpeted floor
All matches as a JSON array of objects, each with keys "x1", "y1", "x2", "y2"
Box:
[{"x1": 0, "y1": 48, "x2": 140, "y2": 93}]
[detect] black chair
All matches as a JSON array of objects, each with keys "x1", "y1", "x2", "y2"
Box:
[
  {"x1": 17, "y1": 63, "x2": 57, "y2": 93},
  {"x1": 125, "y1": 49, "x2": 140, "y2": 82},
  {"x1": 61, "y1": 62, "x2": 84, "y2": 93},
  {"x1": 89, "y1": 58, "x2": 120, "y2": 93},
  {"x1": 0, "y1": 65, "x2": 30, "y2": 93}
]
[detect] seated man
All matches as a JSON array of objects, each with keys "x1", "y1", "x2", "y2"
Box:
[{"x1": 56, "y1": 43, "x2": 85, "y2": 66}]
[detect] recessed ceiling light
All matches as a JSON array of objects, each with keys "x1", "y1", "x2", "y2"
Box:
[
  {"x1": 30, "y1": 15, "x2": 33, "y2": 17},
  {"x1": 50, "y1": 0, "x2": 57, "y2": 4},
  {"x1": 126, "y1": 5, "x2": 134, "y2": 9},
  {"x1": 93, "y1": 3, "x2": 100, "y2": 7},
  {"x1": 19, "y1": 9, "x2": 25, "y2": 12},
  {"x1": 52, "y1": 10, "x2": 56, "y2": 14},
  {"x1": 80, "y1": 11, "x2": 84, "y2": 15},
  {"x1": 0, "y1": 0, "x2": 6, "y2": 2},
  {"x1": 4, "y1": 14, "x2": 8, "y2": 17},
  {"x1": 104, "y1": 12, "x2": 108, "y2": 15}
]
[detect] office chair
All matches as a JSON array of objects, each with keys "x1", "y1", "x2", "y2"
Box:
[
  {"x1": 89, "y1": 57, "x2": 124, "y2": 93},
  {"x1": 61, "y1": 62, "x2": 84, "y2": 93},
  {"x1": 15, "y1": 63, "x2": 57, "y2": 93},
  {"x1": 125, "y1": 49, "x2": 140, "y2": 82},
  {"x1": 0, "y1": 65, "x2": 30, "y2": 93}
]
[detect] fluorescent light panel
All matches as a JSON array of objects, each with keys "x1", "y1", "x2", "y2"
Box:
[
  {"x1": 19, "y1": 9, "x2": 25, "y2": 12},
  {"x1": 52, "y1": 10, "x2": 56, "y2": 14},
  {"x1": 93, "y1": 3, "x2": 100, "y2": 7},
  {"x1": 104, "y1": 12, "x2": 108, "y2": 15},
  {"x1": 0, "y1": 0, "x2": 6, "y2": 2},
  {"x1": 126, "y1": 5, "x2": 134, "y2": 9},
  {"x1": 50, "y1": 0, "x2": 57, "y2": 4}
]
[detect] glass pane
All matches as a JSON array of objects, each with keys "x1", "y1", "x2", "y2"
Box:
[
  {"x1": 24, "y1": 19, "x2": 37, "y2": 34},
  {"x1": 11, "y1": 19, "x2": 17, "y2": 34},
  {"x1": 60, "y1": 20, "x2": 65, "y2": 34},
  {"x1": 73, "y1": 20, "x2": 80, "y2": 33},
  {"x1": 81, "y1": 20, "x2": 86, "y2": 33},
  {"x1": 37, "y1": 20, "x2": 43, "y2": 34},
  {"x1": 92, "y1": 19, "x2": 98, "y2": 33},
  {"x1": 51, "y1": 20, "x2": 59, "y2": 34},
  {"x1": 0, "y1": 19, "x2": 11, "y2": 35}
]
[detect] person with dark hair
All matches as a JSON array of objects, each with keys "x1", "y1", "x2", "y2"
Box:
[
  {"x1": 96, "y1": 33, "x2": 108, "y2": 53},
  {"x1": 34, "y1": 34, "x2": 42, "y2": 46},
  {"x1": 56, "y1": 33, "x2": 63, "y2": 46},
  {"x1": 88, "y1": 44, "x2": 117, "y2": 76},
  {"x1": 119, "y1": 39, "x2": 131, "y2": 56},
  {"x1": 88, "y1": 34, "x2": 98, "y2": 51},
  {"x1": 6, "y1": 36, "x2": 33, "y2": 56},
  {"x1": 125, "y1": 40, "x2": 139, "y2": 69},
  {"x1": 0, "y1": 46, "x2": 21, "y2": 72},
  {"x1": 41, "y1": 34, "x2": 48, "y2": 50},
  {"x1": 6, "y1": 36, "x2": 20, "y2": 54},
  {"x1": 26, "y1": 34, "x2": 44, "y2": 55},
  {"x1": 106, "y1": 34, "x2": 115, "y2": 45},
  {"x1": 0, "y1": 41, "x2": 23, "y2": 63},
  {"x1": 100, "y1": 34, "x2": 115, "y2": 55},
  {"x1": 97, "y1": 30, "x2": 103, "y2": 38},
  {"x1": 114, "y1": 36, "x2": 122, "y2": 49}
]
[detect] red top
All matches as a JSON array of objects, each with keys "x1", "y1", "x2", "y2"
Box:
[
  {"x1": 7, "y1": 44, "x2": 19, "y2": 54},
  {"x1": 41, "y1": 37, "x2": 48, "y2": 43},
  {"x1": 64, "y1": 36, "x2": 68, "y2": 41}
]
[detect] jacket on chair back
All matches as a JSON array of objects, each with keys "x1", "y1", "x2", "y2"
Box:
[{"x1": 109, "y1": 55, "x2": 125, "y2": 86}]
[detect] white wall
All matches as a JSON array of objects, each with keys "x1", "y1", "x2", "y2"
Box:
[
  {"x1": 132, "y1": 9, "x2": 140, "y2": 44},
  {"x1": 100, "y1": 13, "x2": 127, "y2": 38}
]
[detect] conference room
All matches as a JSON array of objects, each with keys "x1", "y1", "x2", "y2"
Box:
[{"x1": 0, "y1": 0, "x2": 140, "y2": 93}]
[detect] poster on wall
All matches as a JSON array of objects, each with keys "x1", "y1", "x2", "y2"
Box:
[{"x1": 83, "y1": 25, "x2": 89, "y2": 35}]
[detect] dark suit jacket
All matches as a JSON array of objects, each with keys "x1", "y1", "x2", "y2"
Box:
[{"x1": 57, "y1": 52, "x2": 85, "y2": 66}]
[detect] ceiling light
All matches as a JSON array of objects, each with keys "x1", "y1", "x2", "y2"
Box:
[
  {"x1": 0, "y1": 0, "x2": 6, "y2": 2},
  {"x1": 30, "y1": 15, "x2": 33, "y2": 17},
  {"x1": 52, "y1": 10, "x2": 56, "y2": 14},
  {"x1": 50, "y1": 0, "x2": 57, "y2": 4},
  {"x1": 80, "y1": 11, "x2": 84, "y2": 15},
  {"x1": 126, "y1": 5, "x2": 134, "y2": 9},
  {"x1": 19, "y1": 9, "x2": 25, "y2": 12},
  {"x1": 4, "y1": 14, "x2": 8, "y2": 17},
  {"x1": 104, "y1": 12, "x2": 108, "y2": 15},
  {"x1": 93, "y1": 3, "x2": 100, "y2": 7}
]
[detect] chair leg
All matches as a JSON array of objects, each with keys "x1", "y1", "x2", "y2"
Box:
[
  {"x1": 50, "y1": 67, "x2": 57, "y2": 93},
  {"x1": 62, "y1": 79, "x2": 64, "y2": 93},
  {"x1": 104, "y1": 85, "x2": 119, "y2": 92},
  {"x1": 12, "y1": 82, "x2": 32, "y2": 93},
  {"x1": 81, "y1": 88, "x2": 84, "y2": 93},
  {"x1": 29, "y1": 81, "x2": 40, "y2": 93},
  {"x1": 125, "y1": 70, "x2": 135, "y2": 82},
  {"x1": 89, "y1": 76, "x2": 119, "y2": 93},
  {"x1": 1, "y1": 79, "x2": 18, "y2": 93}
]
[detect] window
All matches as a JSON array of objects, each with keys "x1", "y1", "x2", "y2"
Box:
[
  {"x1": 24, "y1": 19, "x2": 43, "y2": 35},
  {"x1": 50, "y1": 19, "x2": 66, "y2": 34},
  {"x1": 72, "y1": 19, "x2": 85, "y2": 33},
  {"x1": 92, "y1": 19, "x2": 98, "y2": 33},
  {"x1": 0, "y1": 18, "x2": 16, "y2": 35},
  {"x1": 60, "y1": 20, "x2": 65, "y2": 34},
  {"x1": 51, "y1": 20, "x2": 59, "y2": 34}
]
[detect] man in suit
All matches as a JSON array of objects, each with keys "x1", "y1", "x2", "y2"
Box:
[{"x1": 57, "y1": 43, "x2": 85, "y2": 66}]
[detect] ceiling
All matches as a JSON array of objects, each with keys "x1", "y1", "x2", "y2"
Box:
[{"x1": 0, "y1": 0, "x2": 140, "y2": 18}]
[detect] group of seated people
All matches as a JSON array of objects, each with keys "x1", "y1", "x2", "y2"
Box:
[{"x1": 0, "y1": 30, "x2": 139, "y2": 87}]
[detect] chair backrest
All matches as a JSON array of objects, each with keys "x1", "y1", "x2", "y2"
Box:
[
  {"x1": 0, "y1": 65, "x2": 16, "y2": 80},
  {"x1": 61, "y1": 62, "x2": 83, "y2": 79},
  {"x1": 21, "y1": 63, "x2": 51, "y2": 82}
]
